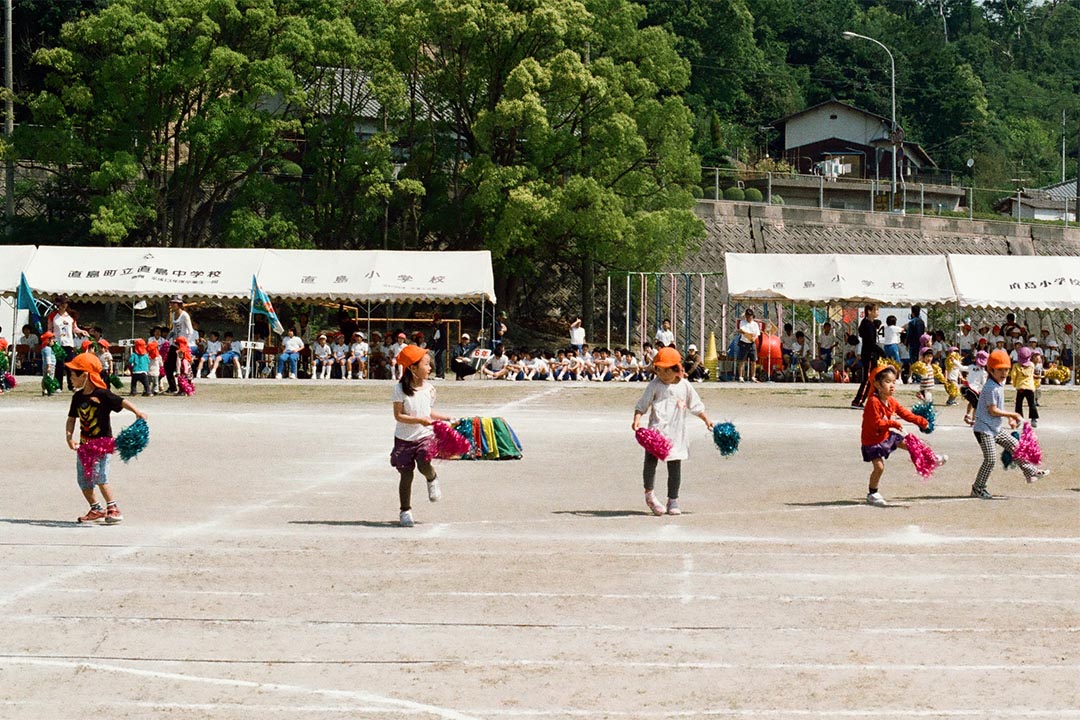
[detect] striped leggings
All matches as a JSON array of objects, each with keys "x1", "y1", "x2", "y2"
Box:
[{"x1": 973, "y1": 430, "x2": 1037, "y2": 489}]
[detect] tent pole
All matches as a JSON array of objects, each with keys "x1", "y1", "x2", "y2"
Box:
[
  {"x1": 682, "y1": 273, "x2": 691, "y2": 351},
  {"x1": 625, "y1": 274, "x2": 631, "y2": 350},
  {"x1": 699, "y1": 273, "x2": 705, "y2": 352},
  {"x1": 606, "y1": 274, "x2": 611, "y2": 352},
  {"x1": 245, "y1": 285, "x2": 255, "y2": 380}
]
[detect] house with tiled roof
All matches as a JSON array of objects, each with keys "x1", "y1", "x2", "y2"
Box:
[{"x1": 994, "y1": 178, "x2": 1078, "y2": 222}]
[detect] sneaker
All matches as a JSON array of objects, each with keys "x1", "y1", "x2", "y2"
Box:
[
  {"x1": 644, "y1": 490, "x2": 665, "y2": 516},
  {"x1": 399, "y1": 510, "x2": 414, "y2": 527},
  {"x1": 1026, "y1": 468, "x2": 1050, "y2": 483},
  {"x1": 105, "y1": 505, "x2": 123, "y2": 524},
  {"x1": 737, "y1": 376, "x2": 745, "y2": 382},
  {"x1": 427, "y1": 478, "x2": 442, "y2": 502},
  {"x1": 77, "y1": 507, "x2": 106, "y2": 523},
  {"x1": 289, "y1": 373, "x2": 297, "y2": 380},
  {"x1": 866, "y1": 492, "x2": 887, "y2": 507},
  {"x1": 945, "y1": 398, "x2": 958, "y2": 406},
  {"x1": 851, "y1": 402, "x2": 864, "y2": 410},
  {"x1": 970, "y1": 485, "x2": 994, "y2": 499},
  {"x1": 1031, "y1": 419, "x2": 1038, "y2": 428},
  {"x1": 666, "y1": 498, "x2": 681, "y2": 516},
  {"x1": 275, "y1": 373, "x2": 282, "y2": 379},
  {"x1": 936, "y1": 454, "x2": 948, "y2": 467}
]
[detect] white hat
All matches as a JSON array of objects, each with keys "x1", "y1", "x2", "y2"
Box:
[
  {"x1": 994, "y1": 336, "x2": 1006, "y2": 344},
  {"x1": 318, "y1": 333, "x2": 327, "y2": 340},
  {"x1": 1048, "y1": 339, "x2": 1059, "y2": 348},
  {"x1": 688, "y1": 343, "x2": 697, "y2": 352},
  {"x1": 461, "y1": 333, "x2": 470, "y2": 340}
]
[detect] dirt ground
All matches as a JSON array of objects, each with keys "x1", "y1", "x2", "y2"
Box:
[{"x1": 1, "y1": 376, "x2": 1078, "y2": 719}]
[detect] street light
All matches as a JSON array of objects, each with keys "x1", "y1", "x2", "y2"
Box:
[{"x1": 843, "y1": 30, "x2": 897, "y2": 210}]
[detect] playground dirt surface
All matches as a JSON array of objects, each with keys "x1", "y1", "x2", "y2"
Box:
[{"x1": 2, "y1": 378, "x2": 1078, "y2": 719}]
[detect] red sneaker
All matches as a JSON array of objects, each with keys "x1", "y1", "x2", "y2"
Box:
[
  {"x1": 77, "y1": 507, "x2": 106, "y2": 523},
  {"x1": 105, "y1": 505, "x2": 124, "y2": 524}
]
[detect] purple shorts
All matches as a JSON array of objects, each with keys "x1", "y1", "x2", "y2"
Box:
[
  {"x1": 390, "y1": 436, "x2": 434, "y2": 470},
  {"x1": 861, "y1": 431, "x2": 904, "y2": 462}
]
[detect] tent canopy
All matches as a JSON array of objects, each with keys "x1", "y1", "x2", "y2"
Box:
[
  {"x1": 724, "y1": 253, "x2": 957, "y2": 305},
  {"x1": 947, "y1": 254, "x2": 1080, "y2": 310},
  {"x1": 10, "y1": 246, "x2": 495, "y2": 304}
]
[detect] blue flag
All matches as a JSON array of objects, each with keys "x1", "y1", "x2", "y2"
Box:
[
  {"x1": 16, "y1": 273, "x2": 43, "y2": 335},
  {"x1": 251, "y1": 276, "x2": 285, "y2": 334}
]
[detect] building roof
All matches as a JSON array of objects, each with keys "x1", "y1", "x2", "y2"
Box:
[
  {"x1": 993, "y1": 178, "x2": 1077, "y2": 212},
  {"x1": 770, "y1": 100, "x2": 891, "y2": 130}
]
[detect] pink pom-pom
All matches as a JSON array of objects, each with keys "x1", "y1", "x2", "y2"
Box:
[
  {"x1": 905, "y1": 433, "x2": 941, "y2": 479},
  {"x1": 77, "y1": 436, "x2": 117, "y2": 481},
  {"x1": 635, "y1": 427, "x2": 671, "y2": 461},
  {"x1": 2, "y1": 372, "x2": 15, "y2": 389},
  {"x1": 429, "y1": 421, "x2": 472, "y2": 460},
  {"x1": 177, "y1": 375, "x2": 195, "y2": 396},
  {"x1": 1012, "y1": 422, "x2": 1042, "y2": 466}
]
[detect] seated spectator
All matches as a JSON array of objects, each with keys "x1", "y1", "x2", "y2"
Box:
[
  {"x1": 481, "y1": 344, "x2": 511, "y2": 379},
  {"x1": 210, "y1": 332, "x2": 245, "y2": 378},
  {"x1": 331, "y1": 333, "x2": 349, "y2": 379},
  {"x1": 832, "y1": 362, "x2": 850, "y2": 383},
  {"x1": 195, "y1": 331, "x2": 222, "y2": 378},
  {"x1": 801, "y1": 357, "x2": 820, "y2": 382},
  {"x1": 275, "y1": 328, "x2": 304, "y2": 379},
  {"x1": 312, "y1": 334, "x2": 334, "y2": 379},
  {"x1": 349, "y1": 331, "x2": 369, "y2": 379},
  {"x1": 682, "y1": 344, "x2": 708, "y2": 382},
  {"x1": 780, "y1": 323, "x2": 796, "y2": 366},
  {"x1": 450, "y1": 333, "x2": 479, "y2": 380}
]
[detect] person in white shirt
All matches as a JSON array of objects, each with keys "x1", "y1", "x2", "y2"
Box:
[
  {"x1": 481, "y1": 344, "x2": 510, "y2": 379},
  {"x1": 390, "y1": 332, "x2": 408, "y2": 380},
  {"x1": 818, "y1": 321, "x2": 838, "y2": 369},
  {"x1": 349, "y1": 331, "x2": 369, "y2": 379},
  {"x1": 655, "y1": 319, "x2": 675, "y2": 348},
  {"x1": 275, "y1": 328, "x2": 305, "y2": 379},
  {"x1": 881, "y1": 315, "x2": 902, "y2": 363},
  {"x1": 312, "y1": 334, "x2": 334, "y2": 379},
  {"x1": 195, "y1": 331, "x2": 222, "y2": 378},
  {"x1": 331, "y1": 334, "x2": 349, "y2": 379},
  {"x1": 736, "y1": 308, "x2": 761, "y2": 382},
  {"x1": 569, "y1": 318, "x2": 586, "y2": 356},
  {"x1": 958, "y1": 324, "x2": 975, "y2": 360}
]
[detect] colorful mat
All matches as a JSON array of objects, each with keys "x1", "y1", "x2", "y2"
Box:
[{"x1": 450, "y1": 417, "x2": 523, "y2": 460}]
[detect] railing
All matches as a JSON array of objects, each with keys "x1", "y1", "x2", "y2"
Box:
[{"x1": 699, "y1": 167, "x2": 1077, "y2": 228}]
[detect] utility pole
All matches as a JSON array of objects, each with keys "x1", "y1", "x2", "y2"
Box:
[{"x1": 4, "y1": 0, "x2": 13, "y2": 234}]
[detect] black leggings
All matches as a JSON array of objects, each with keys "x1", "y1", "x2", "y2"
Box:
[
  {"x1": 1014, "y1": 389, "x2": 1038, "y2": 421},
  {"x1": 398, "y1": 460, "x2": 436, "y2": 511},
  {"x1": 852, "y1": 347, "x2": 879, "y2": 405},
  {"x1": 643, "y1": 453, "x2": 682, "y2": 499}
]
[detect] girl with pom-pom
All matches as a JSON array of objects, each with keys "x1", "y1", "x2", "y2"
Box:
[
  {"x1": 971, "y1": 350, "x2": 1049, "y2": 498},
  {"x1": 391, "y1": 344, "x2": 453, "y2": 527},
  {"x1": 631, "y1": 347, "x2": 713, "y2": 516},
  {"x1": 861, "y1": 366, "x2": 946, "y2": 507},
  {"x1": 64, "y1": 352, "x2": 147, "y2": 524}
]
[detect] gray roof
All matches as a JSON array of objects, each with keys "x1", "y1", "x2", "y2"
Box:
[{"x1": 1039, "y1": 178, "x2": 1077, "y2": 202}]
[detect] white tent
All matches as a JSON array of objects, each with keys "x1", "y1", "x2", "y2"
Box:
[
  {"x1": 724, "y1": 253, "x2": 957, "y2": 305},
  {"x1": 21, "y1": 246, "x2": 265, "y2": 301},
  {"x1": 947, "y1": 254, "x2": 1080, "y2": 310},
  {"x1": 0, "y1": 245, "x2": 37, "y2": 295},
  {"x1": 257, "y1": 249, "x2": 495, "y2": 304}
]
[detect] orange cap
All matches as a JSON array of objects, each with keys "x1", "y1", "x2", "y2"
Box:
[
  {"x1": 986, "y1": 349, "x2": 1011, "y2": 371},
  {"x1": 397, "y1": 344, "x2": 428, "y2": 369},
  {"x1": 653, "y1": 347, "x2": 682, "y2": 368},
  {"x1": 66, "y1": 352, "x2": 107, "y2": 389},
  {"x1": 97, "y1": 339, "x2": 110, "y2": 349}
]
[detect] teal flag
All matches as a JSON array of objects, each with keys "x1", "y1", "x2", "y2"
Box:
[
  {"x1": 17, "y1": 273, "x2": 43, "y2": 334},
  {"x1": 251, "y1": 276, "x2": 285, "y2": 334}
]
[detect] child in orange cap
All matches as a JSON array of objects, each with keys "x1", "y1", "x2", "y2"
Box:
[
  {"x1": 971, "y1": 349, "x2": 1048, "y2": 498},
  {"x1": 391, "y1": 344, "x2": 453, "y2": 527},
  {"x1": 631, "y1": 347, "x2": 713, "y2": 516},
  {"x1": 129, "y1": 338, "x2": 151, "y2": 396},
  {"x1": 65, "y1": 352, "x2": 147, "y2": 524}
]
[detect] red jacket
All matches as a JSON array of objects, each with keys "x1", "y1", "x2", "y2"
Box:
[{"x1": 861, "y1": 394, "x2": 925, "y2": 446}]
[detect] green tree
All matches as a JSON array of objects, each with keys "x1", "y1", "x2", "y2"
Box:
[{"x1": 391, "y1": 0, "x2": 704, "y2": 323}]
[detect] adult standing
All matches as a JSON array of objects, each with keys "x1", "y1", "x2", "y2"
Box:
[
  {"x1": 164, "y1": 295, "x2": 195, "y2": 394},
  {"x1": 430, "y1": 313, "x2": 448, "y2": 379},
  {"x1": 904, "y1": 304, "x2": 926, "y2": 377},
  {"x1": 493, "y1": 312, "x2": 508, "y2": 350},
  {"x1": 569, "y1": 318, "x2": 586, "y2": 356},
  {"x1": 736, "y1": 308, "x2": 761, "y2": 382},
  {"x1": 50, "y1": 295, "x2": 88, "y2": 391},
  {"x1": 851, "y1": 303, "x2": 881, "y2": 408}
]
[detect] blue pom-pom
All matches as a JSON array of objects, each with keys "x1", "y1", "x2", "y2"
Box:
[
  {"x1": 1000, "y1": 430, "x2": 1021, "y2": 470},
  {"x1": 116, "y1": 418, "x2": 150, "y2": 463},
  {"x1": 712, "y1": 422, "x2": 741, "y2": 457},
  {"x1": 912, "y1": 401, "x2": 935, "y2": 434}
]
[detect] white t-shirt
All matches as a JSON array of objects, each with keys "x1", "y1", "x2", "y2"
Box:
[
  {"x1": 313, "y1": 342, "x2": 332, "y2": 361},
  {"x1": 655, "y1": 328, "x2": 675, "y2": 347},
  {"x1": 282, "y1": 335, "x2": 304, "y2": 353},
  {"x1": 484, "y1": 354, "x2": 508, "y2": 373},
  {"x1": 203, "y1": 339, "x2": 222, "y2": 356},
  {"x1": 570, "y1": 326, "x2": 586, "y2": 345},
  {"x1": 392, "y1": 381, "x2": 436, "y2": 442},
  {"x1": 882, "y1": 326, "x2": 902, "y2": 346},
  {"x1": 818, "y1": 330, "x2": 838, "y2": 350},
  {"x1": 634, "y1": 378, "x2": 705, "y2": 461},
  {"x1": 738, "y1": 319, "x2": 760, "y2": 344},
  {"x1": 52, "y1": 313, "x2": 75, "y2": 346},
  {"x1": 331, "y1": 342, "x2": 348, "y2": 359},
  {"x1": 781, "y1": 332, "x2": 796, "y2": 351},
  {"x1": 350, "y1": 341, "x2": 369, "y2": 357}
]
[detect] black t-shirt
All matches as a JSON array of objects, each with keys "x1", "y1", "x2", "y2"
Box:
[
  {"x1": 859, "y1": 317, "x2": 880, "y2": 358},
  {"x1": 68, "y1": 387, "x2": 125, "y2": 439}
]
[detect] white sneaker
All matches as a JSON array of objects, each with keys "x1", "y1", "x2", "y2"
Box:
[
  {"x1": 644, "y1": 490, "x2": 665, "y2": 516},
  {"x1": 666, "y1": 498, "x2": 681, "y2": 516},
  {"x1": 1026, "y1": 468, "x2": 1050, "y2": 483},
  {"x1": 936, "y1": 454, "x2": 948, "y2": 467},
  {"x1": 427, "y1": 478, "x2": 442, "y2": 502},
  {"x1": 275, "y1": 373, "x2": 282, "y2": 379},
  {"x1": 289, "y1": 373, "x2": 297, "y2": 380},
  {"x1": 399, "y1": 510, "x2": 414, "y2": 527},
  {"x1": 866, "y1": 492, "x2": 888, "y2": 507}
]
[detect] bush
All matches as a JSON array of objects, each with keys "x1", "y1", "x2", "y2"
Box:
[
  {"x1": 770, "y1": 194, "x2": 785, "y2": 205},
  {"x1": 723, "y1": 186, "x2": 745, "y2": 201},
  {"x1": 743, "y1": 187, "x2": 763, "y2": 202}
]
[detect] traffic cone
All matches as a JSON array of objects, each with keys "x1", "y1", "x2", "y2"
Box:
[{"x1": 704, "y1": 331, "x2": 718, "y2": 381}]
